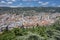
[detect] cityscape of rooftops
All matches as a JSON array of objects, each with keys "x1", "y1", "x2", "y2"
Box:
[{"x1": 0, "y1": 0, "x2": 60, "y2": 40}]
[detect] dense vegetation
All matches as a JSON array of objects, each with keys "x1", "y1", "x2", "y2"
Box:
[
  {"x1": 0, "y1": 7, "x2": 60, "y2": 14},
  {"x1": 0, "y1": 20, "x2": 60, "y2": 40}
]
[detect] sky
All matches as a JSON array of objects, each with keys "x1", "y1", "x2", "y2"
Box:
[{"x1": 0, "y1": 0, "x2": 60, "y2": 7}]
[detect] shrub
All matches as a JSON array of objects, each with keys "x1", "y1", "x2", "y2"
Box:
[
  {"x1": 0, "y1": 30, "x2": 15, "y2": 40},
  {"x1": 13, "y1": 28, "x2": 28, "y2": 36}
]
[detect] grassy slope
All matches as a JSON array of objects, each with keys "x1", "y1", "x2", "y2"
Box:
[{"x1": 0, "y1": 20, "x2": 60, "y2": 40}]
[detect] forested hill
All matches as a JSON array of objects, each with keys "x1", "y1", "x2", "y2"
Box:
[{"x1": 0, "y1": 7, "x2": 60, "y2": 13}]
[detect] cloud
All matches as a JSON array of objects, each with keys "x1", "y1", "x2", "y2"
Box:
[
  {"x1": 6, "y1": 0, "x2": 10, "y2": 1},
  {"x1": 22, "y1": 0, "x2": 38, "y2": 1},
  {"x1": 0, "y1": 4, "x2": 10, "y2": 7},
  {"x1": 6, "y1": 0, "x2": 16, "y2": 2},
  {"x1": 0, "y1": 0, "x2": 13, "y2": 6},
  {"x1": 38, "y1": 1, "x2": 49, "y2": 6},
  {"x1": 33, "y1": 0, "x2": 39, "y2": 1},
  {"x1": 9, "y1": 3, "x2": 24, "y2": 7},
  {"x1": 9, "y1": 5, "x2": 24, "y2": 7},
  {"x1": 57, "y1": 5, "x2": 60, "y2": 7},
  {"x1": 12, "y1": 0, "x2": 16, "y2": 1},
  {"x1": 0, "y1": 1, "x2": 6, "y2": 3},
  {"x1": 19, "y1": 3, "x2": 23, "y2": 5},
  {"x1": 7, "y1": 2, "x2": 13, "y2": 4},
  {"x1": 41, "y1": 2, "x2": 49, "y2": 5},
  {"x1": 30, "y1": 5, "x2": 34, "y2": 7},
  {"x1": 22, "y1": 0, "x2": 31, "y2": 1},
  {"x1": 51, "y1": 3, "x2": 56, "y2": 6},
  {"x1": 38, "y1": 1, "x2": 42, "y2": 4},
  {"x1": 9, "y1": 6, "x2": 19, "y2": 7}
]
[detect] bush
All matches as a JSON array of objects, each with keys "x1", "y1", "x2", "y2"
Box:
[
  {"x1": 13, "y1": 28, "x2": 28, "y2": 36},
  {"x1": 0, "y1": 20, "x2": 60, "y2": 40},
  {"x1": 25, "y1": 33, "x2": 45, "y2": 40},
  {"x1": 0, "y1": 30, "x2": 15, "y2": 40}
]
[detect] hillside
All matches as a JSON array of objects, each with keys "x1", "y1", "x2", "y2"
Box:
[{"x1": 0, "y1": 7, "x2": 60, "y2": 14}]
